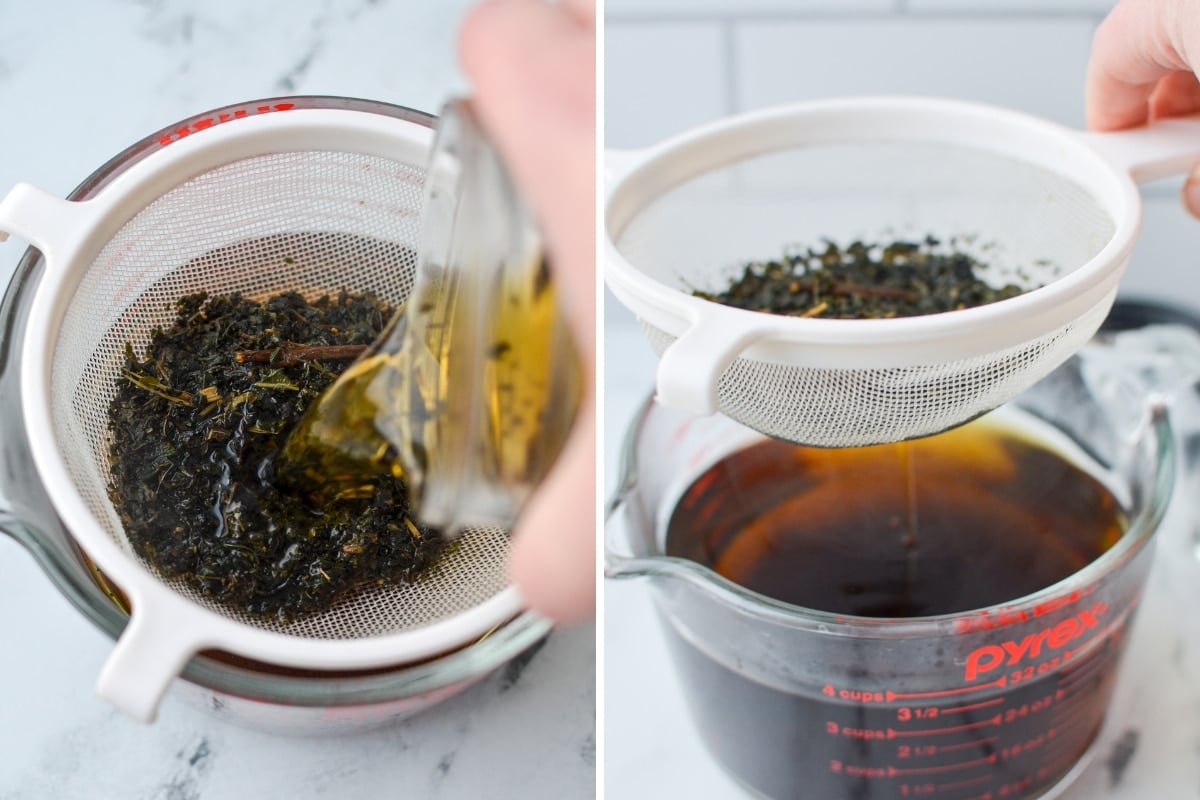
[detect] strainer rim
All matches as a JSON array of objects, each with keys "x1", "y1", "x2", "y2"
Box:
[
  {"x1": 15, "y1": 99, "x2": 522, "y2": 681},
  {"x1": 603, "y1": 95, "x2": 1141, "y2": 368}
]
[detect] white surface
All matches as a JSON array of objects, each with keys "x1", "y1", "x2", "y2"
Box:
[
  {"x1": 0, "y1": 1, "x2": 594, "y2": 798},
  {"x1": 603, "y1": 298, "x2": 1200, "y2": 799},
  {"x1": 0, "y1": 534, "x2": 595, "y2": 799}
]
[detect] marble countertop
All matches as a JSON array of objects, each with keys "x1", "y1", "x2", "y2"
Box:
[
  {"x1": 603, "y1": 299, "x2": 1200, "y2": 800},
  {"x1": 0, "y1": 2, "x2": 594, "y2": 798}
]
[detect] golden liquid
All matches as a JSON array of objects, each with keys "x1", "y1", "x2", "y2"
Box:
[{"x1": 280, "y1": 258, "x2": 580, "y2": 519}]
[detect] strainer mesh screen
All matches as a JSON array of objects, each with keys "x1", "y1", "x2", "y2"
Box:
[
  {"x1": 52, "y1": 150, "x2": 510, "y2": 640},
  {"x1": 640, "y1": 299, "x2": 1111, "y2": 447}
]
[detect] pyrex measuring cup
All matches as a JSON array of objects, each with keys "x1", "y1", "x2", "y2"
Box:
[{"x1": 606, "y1": 345, "x2": 1174, "y2": 800}]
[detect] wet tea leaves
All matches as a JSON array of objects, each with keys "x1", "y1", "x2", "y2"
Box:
[
  {"x1": 107, "y1": 290, "x2": 445, "y2": 624},
  {"x1": 697, "y1": 238, "x2": 1027, "y2": 319}
]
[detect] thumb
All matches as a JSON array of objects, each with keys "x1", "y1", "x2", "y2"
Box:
[{"x1": 507, "y1": 397, "x2": 596, "y2": 623}]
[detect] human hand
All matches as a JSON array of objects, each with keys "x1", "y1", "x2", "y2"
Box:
[
  {"x1": 459, "y1": 0, "x2": 596, "y2": 622},
  {"x1": 1087, "y1": 0, "x2": 1200, "y2": 217}
]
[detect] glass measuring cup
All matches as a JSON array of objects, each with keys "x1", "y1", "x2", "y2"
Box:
[{"x1": 606, "y1": 347, "x2": 1174, "y2": 800}]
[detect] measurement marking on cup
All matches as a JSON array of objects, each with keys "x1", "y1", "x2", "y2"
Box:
[
  {"x1": 888, "y1": 716, "x2": 1002, "y2": 738},
  {"x1": 941, "y1": 736, "x2": 998, "y2": 754},
  {"x1": 897, "y1": 744, "x2": 940, "y2": 758},
  {"x1": 1046, "y1": 705, "x2": 1099, "y2": 743},
  {"x1": 1000, "y1": 733, "x2": 1049, "y2": 761},
  {"x1": 886, "y1": 677, "x2": 1007, "y2": 702},
  {"x1": 936, "y1": 773, "x2": 993, "y2": 792},
  {"x1": 1049, "y1": 696, "x2": 1099, "y2": 730},
  {"x1": 1059, "y1": 640, "x2": 1107, "y2": 674},
  {"x1": 1056, "y1": 652, "x2": 1108, "y2": 692},
  {"x1": 1038, "y1": 735, "x2": 1102, "y2": 781},
  {"x1": 1055, "y1": 675, "x2": 1102, "y2": 706},
  {"x1": 940, "y1": 698, "x2": 1004, "y2": 715},
  {"x1": 897, "y1": 737, "x2": 999, "y2": 760},
  {"x1": 888, "y1": 753, "x2": 998, "y2": 777}
]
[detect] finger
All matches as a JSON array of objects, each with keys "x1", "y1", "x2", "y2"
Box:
[
  {"x1": 561, "y1": 0, "x2": 595, "y2": 25},
  {"x1": 507, "y1": 399, "x2": 596, "y2": 623},
  {"x1": 458, "y1": 0, "x2": 596, "y2": 355},
  {"x1": 1182, "y1": 163, "x2": 1200, "y2": 219},
  {"x1": 1085, "y1": 0, "x2": 1193, "y2": 130},
  {"x1": 1148, "y1": 69, "x2": 1200, "y2": 118}
]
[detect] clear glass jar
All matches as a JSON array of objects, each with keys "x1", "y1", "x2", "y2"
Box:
[{"x1": 282, "y1": 99, "x2": 582, "y2": 531}]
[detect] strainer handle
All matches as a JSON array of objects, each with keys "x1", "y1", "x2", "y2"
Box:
[
  {"x1": 0, "y1": 184, "x2": 101, "y2": 263},
  {"x1": 1080, "y1": 113, "x2": 1200, "y2": 183},
  {"x1": 96, "y1": 585, "x2": 211, "y2": 723},
  {"x1": 656, "y1": 313, "x2": 762, "y2": 415}
]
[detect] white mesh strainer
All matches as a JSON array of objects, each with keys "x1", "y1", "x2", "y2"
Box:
[
  {"x1": 0, "y1": 98, "x2": 522, "y2": 722},
  {"x1": 605, "y1": 96, "x2": 1200, "y2": 446}
]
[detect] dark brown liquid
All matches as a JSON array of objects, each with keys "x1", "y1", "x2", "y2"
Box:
[
  {"x1": 662, "y1": 423, "x2": 1135, "y2": 800},
  {"x1": 661, "y1": 619, "x2": 1126, "y2": 800},
  {"x1": 666, "y1": 425, "x2": 1124, "y2": 616}
]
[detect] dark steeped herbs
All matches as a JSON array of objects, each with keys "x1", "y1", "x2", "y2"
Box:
[
  {"x1": 695, "y1": 238, "x2": 1028, "y2": 319},
  {"x1": 106, "y1": 290, "x2": 445, "y2": 623}
]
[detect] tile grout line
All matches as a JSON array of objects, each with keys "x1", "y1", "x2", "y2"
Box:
[{"x1": 607, "y1": 9, "x2": 1107, "y2": 25}]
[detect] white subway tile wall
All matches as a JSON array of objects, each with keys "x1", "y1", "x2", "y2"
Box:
[
  {"x1": 604, "y1": 0, "x2": 1200, "y2": 308},
  {"x1": 604, "y1": 23, "x2": 728, "y2": 147},
  {"x1": 606, "y1": 0, "x2": 893, "y2": 15},
  {"x1": 736, "y1": 19, "x2": 1094, "y2": 125},
  {"x1": 907, "y1": 1, "x2": 1116, "y2": 12}
]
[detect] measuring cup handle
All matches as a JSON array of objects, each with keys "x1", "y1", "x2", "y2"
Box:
[
  {"x1": 96, "y1": 586, "x2": 211, "y2": 722},
  {"x1": 1080, "y1": 113, "x2": 1200, "y2": 183}
]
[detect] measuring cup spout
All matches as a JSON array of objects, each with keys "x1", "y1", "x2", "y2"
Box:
[
  {"x1": 605, "y1": 467, "x2": 721, "y2": 592},
  {"x1": 604, "y1": 493, "x2": 675, "y2": 581}
]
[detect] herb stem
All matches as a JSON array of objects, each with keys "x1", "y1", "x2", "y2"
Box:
[
  {"x1": 799, "y1": 301, "x2": 829, "y2": 319},
  {"x1": 235, "y1": 344, "x2": 369, "y2": 366}
]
